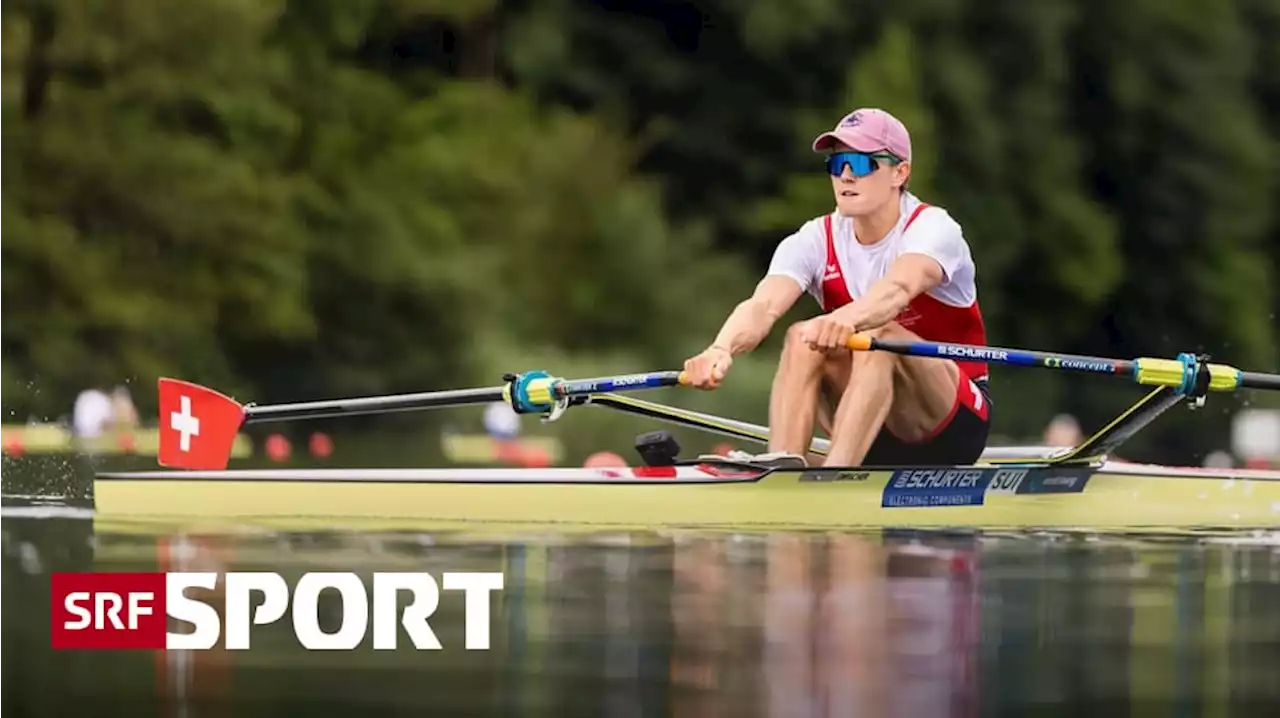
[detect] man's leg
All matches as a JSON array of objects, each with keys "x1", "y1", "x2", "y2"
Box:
[
  {"x1": 767, "y1": 322, "x2": 831, "y2": 454},
  {"x1": 814, "y1": 362, "x2": 852, "y2": 464},
  {"x1": 823, "y1": 322, "x2": 962, "y2": 467}
]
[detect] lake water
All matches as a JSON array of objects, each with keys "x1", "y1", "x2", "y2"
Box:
[{"x1": 3, "y1": 451, "x2": 1280, "y2": 717}]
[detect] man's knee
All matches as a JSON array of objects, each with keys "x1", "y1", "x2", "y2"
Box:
[
  {"x1": 783, "y1": 321, "x2": 809, "y2": 346},
  {"x1": 782, "y1": 322, "x2": 823, "y2": 361},
  {"x1": 860, "y1": 321, "x2": 913, "y2": 341}
]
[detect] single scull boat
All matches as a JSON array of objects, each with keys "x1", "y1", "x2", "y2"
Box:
[{"x1": 94, "y1": 336, "x2": 1280, "y2": 531}]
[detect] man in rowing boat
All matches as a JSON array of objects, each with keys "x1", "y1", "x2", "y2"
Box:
[{"x1": 684, "y1": 108, "x2": 991, "y2": 468}]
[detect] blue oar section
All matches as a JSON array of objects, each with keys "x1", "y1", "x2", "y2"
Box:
[
  {"x1": 856, "y1": 337, "x2": 1128, "y2": 377},
  {"x1": 555, "y1": 371, "x2": 686, "y2": 396},
  {"x1": 506, "y1": 370, "x2": 687, "y2": 416},
  {"x1": 851, "y1": 335, "x2": 1280, "y2": 396}
]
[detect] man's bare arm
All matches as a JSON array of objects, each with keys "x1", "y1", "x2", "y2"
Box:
[
  {"x1": 708, "y1": 276, "x2": 805, "y2": 355},
  {"x1": 834, "y1": 254, "x2": 943, "y2": 331}
]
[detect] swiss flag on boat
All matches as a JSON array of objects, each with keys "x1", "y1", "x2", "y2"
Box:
[{"x1": 157, "y1": 378, "x2": 246, "y2": 470}]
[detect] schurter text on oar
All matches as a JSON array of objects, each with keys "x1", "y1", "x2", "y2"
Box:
[{"x1": 936, "y1": 345, "x2": 1010, "y2": 362}]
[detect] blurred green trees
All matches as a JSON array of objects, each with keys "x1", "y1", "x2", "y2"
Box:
[{"x1": 3, "y1": 0, "x2": 1277, "y2": 463}]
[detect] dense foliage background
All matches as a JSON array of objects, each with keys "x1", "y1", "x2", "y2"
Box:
[{"x1": 3, "y1": 0, "x2": 1277, "y2": 463}]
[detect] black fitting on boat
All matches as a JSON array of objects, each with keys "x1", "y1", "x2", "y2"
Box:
[{"x1": 635, "y1": 430, "x2": 681, "y2": 467}]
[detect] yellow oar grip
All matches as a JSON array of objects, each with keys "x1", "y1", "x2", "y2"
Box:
[
  {"x1": 1205, "y1": 363, "x2": 1243, "y2": 391},
  {"x1": 521, "y1": 377, "x2": 556, "y2": 406},
  {"x1": 1133, "y1": 358, "x2": 1242, "y2": 392},
  {"x1": 846, "y1": 334, "x2": 873, "y2": 351},
  {"x1": 501, "y1": 374, "x2": 558, "y2": 409},
  {"x1": 1133, "y1": 358, "x2": 1185, "y2": 387}
]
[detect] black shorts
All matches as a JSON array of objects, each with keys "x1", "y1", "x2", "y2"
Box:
[{"x1": 861, "y1": 377, "x2": 992, "y2": 467}]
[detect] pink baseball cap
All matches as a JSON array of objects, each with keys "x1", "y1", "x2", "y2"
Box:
[{"x1": 811, "y1": 108, "x2": 912, "y2": 161}]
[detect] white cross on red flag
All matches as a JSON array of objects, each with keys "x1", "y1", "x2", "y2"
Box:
[{"x1": 156, "y1": 378, "x2": 246, "y2": 470}]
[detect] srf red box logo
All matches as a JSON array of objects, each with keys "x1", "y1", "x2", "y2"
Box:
[
  {"x1": 51, "y1": 572, "x2": 167, "y2": 649},
  {"x1": 51, "y1": 569, "x2": 505, "y2": 650}
]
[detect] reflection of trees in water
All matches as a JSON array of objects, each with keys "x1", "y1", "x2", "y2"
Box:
[
  {"x1": 974, "y1": 535, "x2": 1276, "y2": 715},
  {"x1": 3, "y1": 515, "x2": 98, "y2": 716},
  {"x1": 538, "y1": 539, "x2": 672, "y2": 718},
  {"x1": 4, "y1": 522, "x2": 1275, "y2": 716},
  {"x1": 1229, "y1": 547, "x2": 1280, "y2": 709},
  {"x1": 657, "y1": 532, "x2": 1272, "y2": 717}
]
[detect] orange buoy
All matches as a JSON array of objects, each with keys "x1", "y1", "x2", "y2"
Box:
[
  {"x1": 265, "y1": 433, "x2": 291, "y2": 462},
  {"x1": 494, "y1": 438, "x2": 522, "y2": 465},
  {"x1": 308, "y1": 432, "x2": 333, "y2": 459},
  {"x1": 520, "y1": 445, "x2": 553, "y2": 468},
  {"x1": 583, "y1": 451, "x2": 628, "y2": 468},
  {"x1": 3, "y1": 431, "x2": 24, "y2": 457}
]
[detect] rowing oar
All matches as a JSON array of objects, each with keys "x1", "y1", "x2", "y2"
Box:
[
  {"x1": 846, "y1": 335, "x2": 1280, "y2": 398},
  {"x1": 231, "y1": 370, "x2": 689, "y2": 424},
  {"x1": 157, "y1": 370, "x2": 687, "y2": 470}
]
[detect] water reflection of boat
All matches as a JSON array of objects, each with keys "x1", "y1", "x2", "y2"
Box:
[
  {"x1": 155, "y1": 534, "x2": 231, "y2": 718},
  {"x1": 758, "y1": 535, "x2": 981, "y2": 718},
  {"x1": 7, "y1": 507, "x2": 1280, "y2": 714},
  {"x1": 0, "y1": 508, "x2": 95, "y2": 717}
]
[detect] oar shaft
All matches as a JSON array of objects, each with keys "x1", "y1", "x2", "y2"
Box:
[
  {"x1": 1241, "y1": 371, "x2": 1280, "y2": 391},
  {"x1": 245, "y1": 386, "x2": 506, "y2": 423},
  {"x1": 241, "y1": 370, "x2": 690, "y2": 425}
]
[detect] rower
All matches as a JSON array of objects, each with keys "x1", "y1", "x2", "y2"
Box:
[{"x1": 683, "y1": 108, "x2": 991, "y2": 468}]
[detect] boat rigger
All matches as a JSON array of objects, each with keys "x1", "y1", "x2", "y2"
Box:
[{"x1": 93, "y1": 335, "x2": 1280, "y2": 530}]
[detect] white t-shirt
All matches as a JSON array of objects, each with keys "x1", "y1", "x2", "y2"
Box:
[
  {"x1": 765, "y1": 192, "x2": 977, "y2": 310},
  {"x1": 762, "y1": 192, "x2": 990, "y2": 382}
]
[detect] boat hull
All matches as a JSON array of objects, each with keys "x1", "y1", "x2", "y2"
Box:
[{"x1": 92, "y1": 462, "x2": 1280, "y2": 532}]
